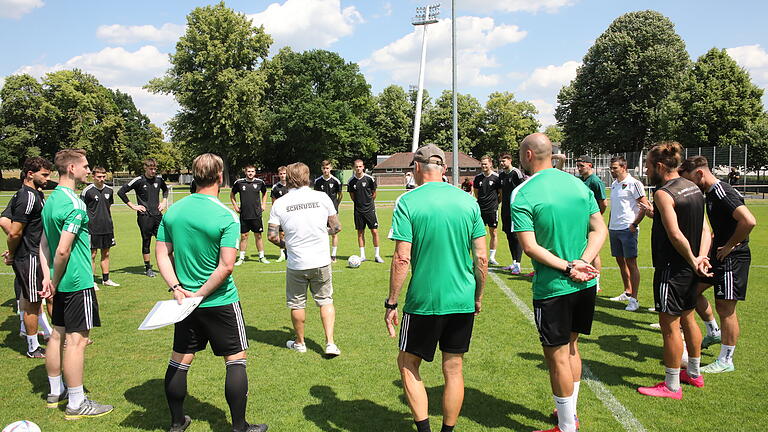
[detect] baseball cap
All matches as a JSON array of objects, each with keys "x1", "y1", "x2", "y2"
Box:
[
  {"x1": 412, "y1": 144, "x2": 446, "y2": 166},
  {"x1": 576, "y1": 155, "x2": 593, "y2": 164}
]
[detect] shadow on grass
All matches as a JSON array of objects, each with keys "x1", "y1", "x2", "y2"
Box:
[
  {"x1": 489, "y1": 268, "x2": 536, "y2": 282},
  {"x1": 1, "y1": 313, "x2": 25, "y2": 355},
  {"x1": 518, "y1": 352, "x2": 657, "y2": 386},
  {"x1": 113, "y1": 265, "x2": 150, "y2": 276},
  {"x1": 579, "y1": 334, "x2": 662, "y2": 363},
  {"x1": 304, "y1": 385, "x2": 411, "y2": 431},
  {"x1": 26, "y1": 363, "x2": 48, "y2": 402},
  {"x1": 121, "y1": 378, "x2": 229, "y2": 431},
  {"x1": 245, "y1": 325, "x2": 324, "y2": 354}
]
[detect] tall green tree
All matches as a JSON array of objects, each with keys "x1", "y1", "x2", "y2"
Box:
[
  {"x1": 555, "y1": 10, "x2": 690, "y2": 153},
  {"x1": 110, "y1": 89, "x2": 163, "y2": 173},
  {"x1": 422, "y1": 90, "x2": 483, "y2": 155},
  {"x1": 0, "y1": 74, "x2": 45, "y2": 174},
  {"x1": 670, "y1": 48, "x2": 763, "y2": 148},
  {"x1": 544, "y1": 124, "x2": 565, "y2": 143},
  {"x1": 146, "y1": 2, "x2": 272, "y2": 183},
  {"x1": 744, "y1": 112, "x2": 768, "y2": 172},
  {"x1": 260, "y1": 48, "x2": 377, "y2": 170},
  {"x1": 372, "y1": 85, "x2": 412, "y2": 155},
  {"x1": 475, "y1": 91, "x2": 539, "y2": 157}
]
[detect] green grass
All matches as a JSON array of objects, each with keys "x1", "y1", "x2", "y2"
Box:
[{"x1": 0, "y1": 188, "x2": 766, "y2": 431}]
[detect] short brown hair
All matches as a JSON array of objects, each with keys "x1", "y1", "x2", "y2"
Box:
[
  {"x1": 92, "y1": 166, "x2": 107, "y2": 174},
  {"x1": 22, "y1": 157, "x2": 53, "y2": 176},
  {"x1": 480, "y1": 155, "x2": 493, "y2": 163},
  {"x1": 321, "y1": 160, "x2": 332, "y2": 167},
  {"x1": 244, "y1": 164, "x2": 255, "y2": 171},
  {"x1": 610, "y1": 156, "x2": 627, "y2": 168},
  {"x1": 353, "y1": 159, "x2": 364, "y2": 166},
  {"x1": 680, "y1": 156, "x2": 709, "y2": 173},
  {"x1": 143, "y1": 158, "x2": 157, "y2": 167},
  {"x1": 285, "y1": 162, "x2": 310, "y2": 188},
  {"x1": 54, "y1": 149, "x2": 87, "y2": 175},
  {"x1": 647, "y1": 141, "x2": 683, "y2": 170},
  {"x1": 499, "y1": 153, "x2": 512, "y2": 161},
  {"x1": 192, "y1": 153, "x2": 223, "y2": 188},
  {"x1": 277, "y1": 165, "x2": 287, "y2": 173}
]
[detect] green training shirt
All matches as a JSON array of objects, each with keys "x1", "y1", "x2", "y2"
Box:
[
  {"x1": 582, "y1": 173, "x2": 606, "y2": 201},
  {"x1": 389, "y1": 181, "x2": 486, "y2": 315},
  {"x1": 157, "y1": 193, "x2": 240, "y2": 308},
  {"x1": 511, "y1": 169, "x2": 599, "y2": 300},
  {"x1": 41, "y1": 186, "x2": 93, "y2": 292}
]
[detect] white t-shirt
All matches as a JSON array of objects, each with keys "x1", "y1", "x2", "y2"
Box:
[
  {"x1": 268, "y1": 186, "x2": 337, "y2": 270},
  {"x1": 609, "y1": 174, "x2": 645, "y2": 230}
]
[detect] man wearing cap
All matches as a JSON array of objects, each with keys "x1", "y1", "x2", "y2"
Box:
[
  {"x1": 576, "y1": 155, "x2": 607, "y2": 291},
  {"x1": 386, "y1": 144, "x2": 487, "y2": 432}
]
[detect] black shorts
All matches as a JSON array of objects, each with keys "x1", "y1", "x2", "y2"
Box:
[
  {"x1": 701, "y1": 249, "x2": 750, "y2": 301},
  {"x1": 533, "y1": 288, "x2": 596, "y2": 347},
  {"x1": 13, "y1": 255, "x2": 43, "y2": 303},
  {"x1": 398, "y1": 312, "x2": 474, "y2": 362},
  {"x1": 653, "y1": 264, "x2": 697, "y2": 316},
  {"x1": 51, "y1": 288, "x2": 100, "y2": 332},
  {"x1": 354, "y1": 210, "x2": 378, "y2": 230},
  {"x1": 481, "y1": 211, "x2": 498, "y2": 228},
  {"x1": 173, "y1": 302, "x2": 248, "y2": 357},
  {"x1": 137, "y1": 213, "x2": 162, "y2": 238},
  {"x1": 91, "y1": 233, "x2": 116, "y2": 250},
  {"x1": 240, "y1": 217, "x2": 263, "y2": 234}
]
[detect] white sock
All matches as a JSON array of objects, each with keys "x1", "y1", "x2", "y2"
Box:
[
  {"x1": 374, "y1": 246, "x2": 381, "y2": 257},
  {"x1": 239, "y1": 251, "x2": 245, "y2": 259},
  {"x1": 27, "y1": 335, "x2": 40, "y2": 352},
  {"x1": 20, "y1": 310, "x2": 26, "y2": 334},
  {"x1": 258, "y1": 250, "x2": 264, "y2": 258},
  {"x1": 68, "y1": 385, "x2": 85, "y2": 409},
  {"x1": 513, "y1": 260, "x2": 519, "y2": 266},
  {"x1": 48, "y1": 375, "x2": 64, "y2": 396},
  {"x1": 554, "y1": 394, "x2": 577, "y2": 432},
  {"x1": 705, "y1": 319, "x2": 721, "y2": 337},
  {"x1": 359, "y1": 247, "x2": 366, "y2": 259},
  {"x1": 572, "y1": 381, "x2": 581, "y2": 412},
  {"x1": 664, "y1": 367, "x2": 680, "y2": 392},
  {"x1": 687, "y1": 357, "x2": 701, "y2": 378},
  {"x1": 331, "y1": 246, "x2": 337, "y2": 256},
  {"x1": 281, "y1": 249, "x2": 286, "y2": 257},
  {"x1": 489, "y1": 249, "x2": 496, "y2": 260},
  {"x1": 719, "y1": 345, "x2": 735, "y2": 364},
  {"x1": 38, "y1": 310, "x2": 53, "y2": 337}
]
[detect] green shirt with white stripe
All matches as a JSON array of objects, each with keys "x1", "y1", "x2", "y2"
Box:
[
  {"x1": 157, "y1": 193, "x2": 241, "y2": 308},
  {"x1": 41, "y1": 185, "x2": 93, "y2": 293}
]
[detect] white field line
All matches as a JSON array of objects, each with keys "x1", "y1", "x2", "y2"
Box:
[{"x1": 488, "y1": 271, "x2": 648, "y2": 432}]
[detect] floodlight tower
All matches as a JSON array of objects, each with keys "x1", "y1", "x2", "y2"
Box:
[{"x1": 411, "y1": 3, "x2": 440, "y2": 153}]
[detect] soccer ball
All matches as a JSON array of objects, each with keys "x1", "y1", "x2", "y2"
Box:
[
  {"x1": 3, "y1": 421, "x2": 41, "y2": 432},
  {"x1": 347, "y1": 255, "x2": 362, "y2": 268}
]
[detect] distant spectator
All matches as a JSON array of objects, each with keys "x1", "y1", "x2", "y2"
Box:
[
  {"x1": 461, "y1": 178, "x2": 472, "y2": 193},
  {"x1": 727, "y1": 167, "x2": 741, "y2": 186},
  {"x1": 405, "y1": 172, "x2": 416, "y2": 190}
]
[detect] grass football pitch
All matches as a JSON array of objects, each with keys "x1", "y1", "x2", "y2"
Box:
[{"x1": 0, "y1": 188, "x2": 765, "y2": 431}]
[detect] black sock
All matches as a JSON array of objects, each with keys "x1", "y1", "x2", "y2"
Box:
[
  {"x1": 226, "y1": 360, "x2": 248, "y2": 432},
  {"x1": 145, "y1": 261, "x2": 151, "y2": 271},
  {"x1": 164, "y1": 360, "x2": 190, "y2": 426},
  {"x1": 102, "y1": 273, "x2": 109, "y2": 283},
  {"x1": 415, "y1": 418, "x2": 431, "y2": 432},
  {"x1": 441, "y1": 424, "x2": 455, "y2": 432}
]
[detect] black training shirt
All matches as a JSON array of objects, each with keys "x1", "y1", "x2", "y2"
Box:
[
  {"x1": 651, "y1": 177, "x2": 705, "y2": 268},
  {"x1": 314, "y1": 175, "x2": 342, "y2": 209},
  {"x1": 118, "y1": 175, "x2": 169, "y2": 216},
  {"x1": 9, "y1": 184, "x2": 45, "y2": 258},
  {"x1": 473, "y1": 172, "x2": 501, "y2": 213},
  {"x1": 271, "y1": 182, "x2": 289, "y2": 201},
  {"x1": 233, "y1": 178, "x2": 266, "y2": 220},
  {"x1": 499, "y1": 168, "x2": 526, "y2": 216},
  {"x1": 347, "y1": 174, "x2": 376, "y2": 213},
  {"x1": 706, "y1": 180, "x2": 748, "y2": 250},
  {"x1": 80, "y1": 184, "x2": 115, "y2": 235}
]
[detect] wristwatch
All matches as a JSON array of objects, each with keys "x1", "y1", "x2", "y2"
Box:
[
  {"x1": 169, "y1": 283, "x2": 182, "y2": 292},
  {"x1": 562, "y1": 261, "x2": 574, "y2": 276},
  {"x1": 384, "y1": 299, "x2": 398, "y2": 310}
]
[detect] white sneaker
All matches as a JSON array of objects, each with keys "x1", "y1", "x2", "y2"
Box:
[
  {"x1": 649, "y1": 322, "x2": 661, "y2": 329},
  {"x1": 489, "y1": 258, "x2": 499, "y2": 266},
  {"x1": 374, "y1": 256, "x2": 384, "y2": 263},
  {"x1": 276, "y1": 253, "x2": 285, "y2": 263},
  {"x1": 625, "y1": 297, "x2": 639, "y2": 311},
  {"x1": 235, "y1": 258, "x2": 244, "y2": 266},
  {"x1": 325, "y1": 343, "x2": 341, "y2": 356},
  {"x1": 259, "y1": 256, "x2": 270, "y2": 264},
  {"x1": 286, "y1": 340, "x2": 307, "y2": 353},
  {"x1": 609, "y1": 292, "x2": 631, "y2": 302},
  {"x1": 102, "y1": 279, "x2": 120, "y2": 287}
]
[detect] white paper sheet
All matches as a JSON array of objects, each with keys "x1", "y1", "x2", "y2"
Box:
[{"x1": 138, "y1": 297, "x2": 204, "y2": 330}]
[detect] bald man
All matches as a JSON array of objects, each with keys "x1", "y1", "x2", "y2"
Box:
[{"x1": 511, "y1": 133, "x2": 607, "y2": 432}]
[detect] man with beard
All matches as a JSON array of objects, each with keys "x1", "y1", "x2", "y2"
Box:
[{"x1": 497, "y1": 153, "x2": 529, "y2": 275}]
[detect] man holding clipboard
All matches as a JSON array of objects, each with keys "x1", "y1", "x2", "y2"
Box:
[{"x1": 156, "y1": 153, "x2": 268, "y2": 432}]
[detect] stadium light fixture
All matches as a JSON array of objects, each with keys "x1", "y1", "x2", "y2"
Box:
[{"x1": 410, "y1": 3, "x2": 440, "y2": 153}]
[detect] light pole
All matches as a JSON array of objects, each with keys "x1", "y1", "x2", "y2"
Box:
[
  {"x1": 451, "y1": 0, "x2": 458, "y2": 185},
  {"x1": 411, "y1": 3, "x2": 440, "y2": 153}
]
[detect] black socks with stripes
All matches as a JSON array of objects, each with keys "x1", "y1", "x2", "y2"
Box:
[
  {"x1": 226, "y1": 359, "x2": 249, "y2": 432},
  {"x1": 164, "y1": 360, "x2": 190, "y2": 427}
]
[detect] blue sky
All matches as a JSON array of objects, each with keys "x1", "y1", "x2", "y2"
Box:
[{"x1": 1, "y1": 0, "x2": 767, "y2": 135}]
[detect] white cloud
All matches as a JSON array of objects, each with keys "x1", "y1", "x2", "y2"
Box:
[
  {"x1": 247, "y1": 0, "x2": 363, "y2": 51},
  {"x1": 519, "y1": 60, "x2": 580, "y2": 91},
  {"x1": 360, "y1": 16, "x2": 526, "y2": 87},
  {"x1": 13, "y1": 46, "x2": 175, "y2": 129},
  {"x1": 96, "y1": 23, "x2": 185, "y2": 45},
  {"x1": 530, "y1": 99, "x2": 557, "y2": 128},
  {"x1": 459, "y1": 0, "x2": 574, "y2": 14},
  {"x1": 0, "y1": 0, "x2": 43, "y2": 19},
  {"x1": 727, "y1": 45, "x2": 768, "y2": 107}
]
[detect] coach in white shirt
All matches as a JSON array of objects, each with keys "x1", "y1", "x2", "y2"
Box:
[
  {"x1": 268, "y1": 162, "x2": 343, "y2": 356},
  {"x1": 607, "y1": 156, "x2": 652, "y2": 311}
]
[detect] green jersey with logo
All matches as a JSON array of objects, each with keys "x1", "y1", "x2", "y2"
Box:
[
  {"x1": 511, "y1": 169, "x2": 599, "y2": 300},
  {"x1": 157, "y1": 194, "x2": 240, "y2": 308},
  {"x1": 582, "y1": 173, "x2": 606, "y2": 202},
  {"x1": 389, "y1": 182, "x2": 486, "y2": 315},
  {"x1": 41, "y1": 186, "x2": 93, "y2": 292}
]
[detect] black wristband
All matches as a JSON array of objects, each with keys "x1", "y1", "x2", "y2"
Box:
[
  {"x1": 384, "y1": 299, "x2": 398, "y2": 310},
  {"x1": 562, "y1": 261, "x2": 574, "y2": 276},
  {"x1": 169, "y1": 283, "x2": 182, "y2": 292}
]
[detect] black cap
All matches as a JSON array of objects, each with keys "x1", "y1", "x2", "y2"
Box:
[{"x1": 576, "y1": 155, "x2": 593, "y2": 164}]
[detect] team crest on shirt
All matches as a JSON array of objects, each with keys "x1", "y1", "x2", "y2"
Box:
[
  {"x1": 105, "y1": 193, "x2": 110, "y2": 199},
  {"x1": 362, "y1": 182, "x2": 366, "y2": 187},
  {"x1": 622, "y1": 183, "x2": 628, "y2": 189},
  {"x1": 242, "y1": 185, "x2": 246, "y2": 190},
  {"x1": 143, "y1": 184, "x2": 147, "y2": 188},
  {"x1": 488, "y1": 181, "x2": 494, "y2": 186},
  {"x1": 252, "y1": 184, "x2": 257, "y2": 189}
]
